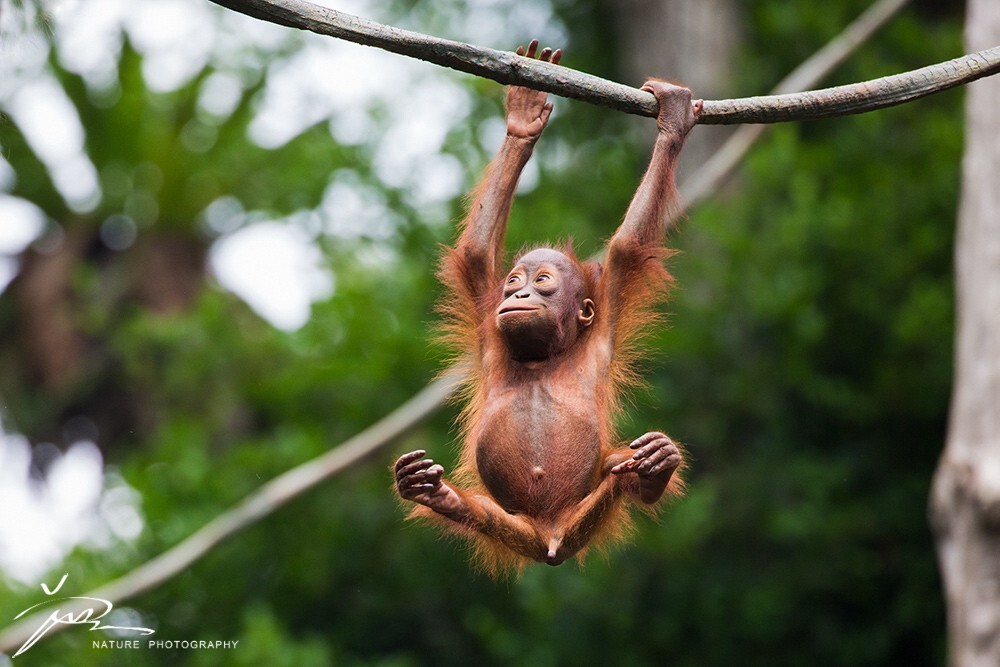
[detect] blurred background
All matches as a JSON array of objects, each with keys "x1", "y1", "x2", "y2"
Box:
[{"x1": 0, "y1": 0, "x2": 964, "y2": 664}]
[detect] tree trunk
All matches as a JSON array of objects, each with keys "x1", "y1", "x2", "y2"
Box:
[
  {"x1": 612, "y1": 0, "x2": 740, "y2": 178},
  {"x1": 931, "y1": 1, "x2": 1000, "y2": 665},
  {"x1": 2, "y1": 226, "x2": 207, "y2": 448}
]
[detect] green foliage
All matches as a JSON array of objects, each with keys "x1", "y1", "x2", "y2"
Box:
[{"x1": 0, "y1": 0, "x2": 966, "y2": 665}]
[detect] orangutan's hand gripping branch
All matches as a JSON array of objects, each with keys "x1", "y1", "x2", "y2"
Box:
[{"x1": 395, "y1": 41, "x2": 700, "y2": 574}]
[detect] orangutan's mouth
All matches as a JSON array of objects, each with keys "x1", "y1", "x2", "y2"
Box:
[{"x1": 498, "y1": 306, "x2": 540, "y2": 315}]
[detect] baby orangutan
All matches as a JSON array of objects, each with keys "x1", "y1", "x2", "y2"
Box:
[{"x1": 395, "y1": 40, "x2": 701, "y2": 574}]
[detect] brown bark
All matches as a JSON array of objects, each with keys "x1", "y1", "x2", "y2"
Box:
[
  {"x1": 130, "y1": 233, "x2": 207, "y2": 314},
  {"x1": 3, "y1": 227, "x2": 207, "y2": 447},
  {"x1": 10, "y1": 224, "x2": 93, "y2": 392},
  {"x1": 931, "y1": 0, "x2": 1000, "y2": 664},
  {"x1": 613, "y1": 0, "x2": 741, "y2": 177}
]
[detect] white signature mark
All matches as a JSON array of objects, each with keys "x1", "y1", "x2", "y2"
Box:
[{"x1": 12, "y1": 574, "x2": 155, "y2": 658}]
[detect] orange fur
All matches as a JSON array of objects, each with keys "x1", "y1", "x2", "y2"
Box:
[
  {"x1": 397, "y1": 79, "x2": 697, "y2": 577},
  {"x1": 418, "y1": 230, "x2": 683, "y2": 576}
]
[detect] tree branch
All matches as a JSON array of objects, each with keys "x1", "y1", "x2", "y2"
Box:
[
  {"x1": 209, "y1": 0, "x2": 1000, "y2": 123},
  {"x1": 0, "y1": 371, "x2": 460, "y2": 655}
]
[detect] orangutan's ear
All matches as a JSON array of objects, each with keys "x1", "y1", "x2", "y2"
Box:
[{"x1": 578, "y1": 299, "x2": 595, "y2": 327}]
